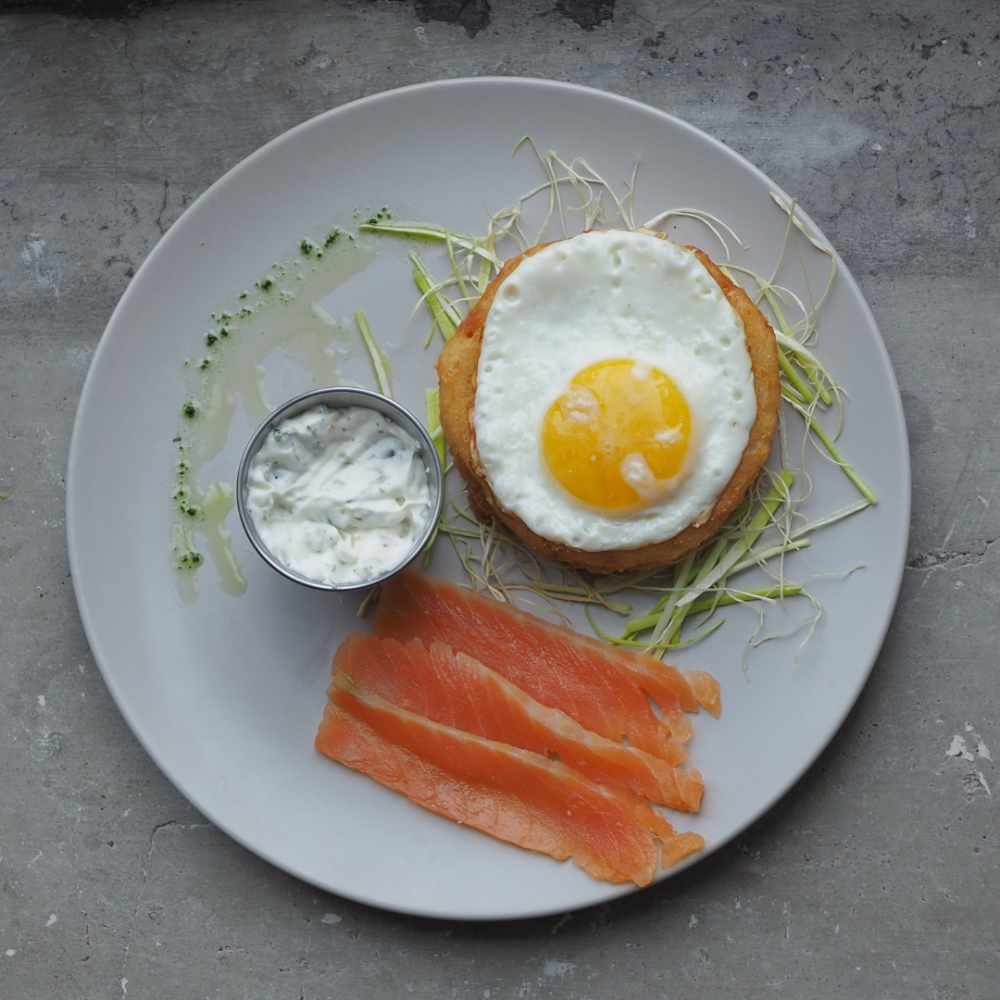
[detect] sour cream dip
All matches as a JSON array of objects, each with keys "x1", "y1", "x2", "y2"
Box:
[{"x1": 244, "y1": 403, "x2": 435, "y2": 586}]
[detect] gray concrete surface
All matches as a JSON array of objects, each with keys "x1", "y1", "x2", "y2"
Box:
[{"x1": 1, "y1": 1, "x2": 998, "y2": 996}]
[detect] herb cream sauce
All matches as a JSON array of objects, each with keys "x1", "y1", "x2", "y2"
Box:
[{"x1": 246, "y1": 405, "x2": 432, "y2": 585}]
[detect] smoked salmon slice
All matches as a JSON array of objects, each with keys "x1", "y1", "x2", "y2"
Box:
[
  {"x1": 683, "y1": 669, "x2": 722, "y2": 718},
  {"x1": 371, "y1": 569, "x2": 721, "y2": 760},
  {"x1": 335, "y1": 631, "x2": 704, "y2": 812},
  {"x1": 317, "y1": 674, "x2": 707, "y2": 885}
]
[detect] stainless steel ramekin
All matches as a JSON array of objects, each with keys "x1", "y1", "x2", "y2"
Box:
[{"x1": 236, "y1": 387, "x2": 444, "y2": 591}]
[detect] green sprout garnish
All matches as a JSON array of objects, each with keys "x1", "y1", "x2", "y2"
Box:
[
  {"x1": 354, "y1": 310, "x2": 392, "y2": 397},
  {"x1": 349, "y1": 143, "x2": 876, "y2": 662},
  {"x1": 425, "y1": 387, "x2": 446, "y2": 469}
]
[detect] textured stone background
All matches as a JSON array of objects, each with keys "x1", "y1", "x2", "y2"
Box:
[{"x1": 1, "y1": 2, "x2": 998, "y2": 997}]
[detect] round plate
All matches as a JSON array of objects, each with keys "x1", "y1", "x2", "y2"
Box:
[{"x1": 67, "y1": 79, "x2": 909, "y2": 920}]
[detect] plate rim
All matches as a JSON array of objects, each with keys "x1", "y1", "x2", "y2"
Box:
[{"x1": 66, "y1": 76, "x2": 912, "y2": 921}]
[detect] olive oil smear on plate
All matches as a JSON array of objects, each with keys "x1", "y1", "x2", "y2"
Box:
[{"x1": 170, "y1": 220, "x2": 385, "y2": 602}]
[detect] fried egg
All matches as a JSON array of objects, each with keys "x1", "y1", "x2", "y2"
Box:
[{"x1": 472, "y1": 229, "x2": 757, "y2": 552}]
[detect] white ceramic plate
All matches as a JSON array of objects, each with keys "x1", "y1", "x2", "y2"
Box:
[{"x1": 67, "y1": 79, "x2": 909, "y2": 920}]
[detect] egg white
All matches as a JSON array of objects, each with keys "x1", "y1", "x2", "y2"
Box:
[{"x1": 472, "y1": 229, "x2": 758, "y2": 552}]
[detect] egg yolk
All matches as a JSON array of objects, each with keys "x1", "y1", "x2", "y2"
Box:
[{"x1": 541, "y1": 359, "x2": 693, "y2": 511}]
